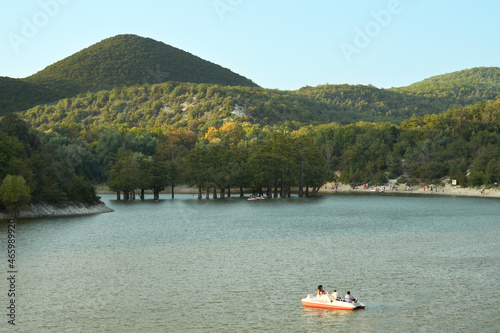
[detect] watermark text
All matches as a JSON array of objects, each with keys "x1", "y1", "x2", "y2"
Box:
[
  {"x1": 6, "y1": 219, "x2": 17, "y2": 326},
  {"x1": 7, "y1": 0, "x2": 72, "y2": 53},
  {"x1": 340, "y1": 0, "x2": 404, "y2": 63},
  {"x1": 213, "y1": 0, "x2": 243, "y2": 21}
]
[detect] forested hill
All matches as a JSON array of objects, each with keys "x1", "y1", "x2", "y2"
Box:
[
  {"x1": 401, "y1": 67, "x2": 500, "y2": 89},
  {"x1": 0, "y1": 34, "x2": 258, "y2": 116},
  {"x1": 0, "y1": 77, "x2": 60, "y2": 115},
  {"x1": 22, "y1": 69, "x2": 500, "y2": 133},
  {"x1": 2, "y1": 34, "x2": 499, "y2": 125},
  {"x1": 392, "y1": 67, "x2": 500, "y2": 100},
  {"x1": 297, "y1": 67, "x2": 500, "y2": 124},
  {"x1": 24, "y1": 34, "x2": 259, "y2": 95}
]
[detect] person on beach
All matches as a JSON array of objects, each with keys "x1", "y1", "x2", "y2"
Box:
[{"x1": 345, "y1": 291, "x2": 356, "y2": 303}]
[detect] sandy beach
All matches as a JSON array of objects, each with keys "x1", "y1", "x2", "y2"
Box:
[
  {"x1": 318, "y1": 182, "x2": 500, "y2": 199},
  {"x1": 95, "y1": 183, "x2": 500, "y2": 199}
]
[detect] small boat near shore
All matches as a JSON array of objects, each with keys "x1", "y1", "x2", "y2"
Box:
[
  {"x1": 301, "y1": 294, "x2": 365, "y2": 310},
  {"x1": 247, "y1": 195, "x2": 265, "y2": 201}
]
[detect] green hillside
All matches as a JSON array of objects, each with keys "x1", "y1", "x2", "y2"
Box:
[
  {"x1": 403, "y1": 67, "x2": 500, "y2": 88},
  {"x1": 392, "y1": 67, "x2": 500, "y2": 102},
  {"x1": 2, "y1": 32, "x2": 499, "y2": 126},
  {"x1": 21, "y1": 68, "x2": 500, "y2": 134},
  {"x1": 0, "y1": 77, "x2": 60, "y2": 116},
  {"x1": 22, "y1": 83, "x2": 319, "y2": 132},
  {"x1": 295, "y1": 67, "x2": 500, "y2": 124},
  {"x1": 296, "y1": 84, "x2": 443, "y2": 123},
  {"x1": 1, "y1": 34, "x2": 258, "y2": 115},
  {"x1": 23, "y1": 34, "x2": 258, "y2": 95}
]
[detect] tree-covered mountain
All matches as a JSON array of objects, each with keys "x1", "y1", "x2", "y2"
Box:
[
  {"x1": 0, "y1": 77, "x2": 60, "y2": 116},
  {"x1": 294, "y1": 67, "x2": 500, "y2": 124},
  {"x1": 21, "y1": 67, "x2": 500, "y2": 134},
  {"x1": 0, "y1": 34, "x2": 259, "y2": 115},
  {"x1": 295, "y1": 84, "x2": 442, "y2": 123},
  {"x1": 392, "y1": 67, "x2": 500, "y2": 103},
  {"x1": 398, "y1": 67, "x2": 500, "y2": 91},
  {"x1": 11, "y1": 67, "x2": 500, "y2": 126},
  {"x1": 1, "y1": 32, "x2": 498, "y2": 125},
  {"x1": 24, "y1": 34, "x2": 258, "y2": 95}
]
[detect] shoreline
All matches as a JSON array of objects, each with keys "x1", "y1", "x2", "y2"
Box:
[
  {"x1": 0, "y1": 201, "x2": 114, "y2": 221},
  {"x1": 95, "y1": 184, "x2": 500, "y2": 199},
  {"x1": 317, "y1": 182, "x2": 500, "y2": 199},
  {"x1": 3, "y1": 184, "x2": 497, "y2": 221}
]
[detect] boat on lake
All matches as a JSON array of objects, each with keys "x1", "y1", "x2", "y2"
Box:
[
  {"x1": 247, "y1": 195, "x2": 265, "y2": 201},
  {"x1": 301, "y1": 294, "x2": 365, "y2": 310}
]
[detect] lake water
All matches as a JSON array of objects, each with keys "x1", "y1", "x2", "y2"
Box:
[{"x1": 1, "y1": 193, "x2": 499, "y2": 332}]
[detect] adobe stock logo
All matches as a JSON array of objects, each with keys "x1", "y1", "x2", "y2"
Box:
[
  {"x1": 213, "y1": 0, "x2": 243, "y2": 21},
  {"x1": 8, "y1": 0, "x2": 72, "y2": 53},
  {"x1": 340, "y1": 0, "x2": 404, "y2": 63}
]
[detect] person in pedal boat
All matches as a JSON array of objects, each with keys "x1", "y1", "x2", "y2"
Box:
[
  {"x1": 317, "y1": 285, "x2": 331, "y2": 302},
  {"x1": 330, "y1": 289, "x2": 340, "y2": 301},
  {"x1": 317, "y1": 285, "x2": 328, "y2": 296},
  {"x1": 345, "y1": 291, "x2": 356, "y2": 303}
]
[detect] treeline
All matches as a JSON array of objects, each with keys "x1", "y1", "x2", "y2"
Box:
[
  {"x1": 109, "y1": 130, "x2": 329, "y2": 200},
  {"x1": 8, "y1": 100, "x2": 500, "y2": 203},
  {"x1": 0, "y1": 114, "x2": 98, "y2": 209}
]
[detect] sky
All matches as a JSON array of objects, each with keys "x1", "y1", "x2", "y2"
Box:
[{"x1": 1, "y1": 0, "x2": 499, "y2": 91}]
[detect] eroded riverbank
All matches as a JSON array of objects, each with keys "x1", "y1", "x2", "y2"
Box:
[{"x1": 0, "y1": 201, "x2": 114, "y2": 220}]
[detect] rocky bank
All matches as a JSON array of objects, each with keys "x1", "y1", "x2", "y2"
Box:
[{"x1": 0, "y1": 201, "x2": 114, "y2": 220}]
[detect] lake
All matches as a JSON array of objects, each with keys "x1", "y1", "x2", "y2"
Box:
[{"x1": 1, "y1": 193, "x2": 499, "y2": 332}]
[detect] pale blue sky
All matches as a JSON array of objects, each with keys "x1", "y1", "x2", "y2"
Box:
[{"x1": 1, "y1": 0, "x2": 499, "y2": 90}]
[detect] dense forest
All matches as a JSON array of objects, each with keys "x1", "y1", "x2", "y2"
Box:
[
  {"x1": 21, "y1": 71, "x2": 500, "y2": 137},
  {"x1": 105, "y1": 100, "x2": 500, "y2": 196},
  {"x1": 0, "y1": 114, "x2": 99, "y2": 212},
  {"x1": 2, "y1": 99, "x2": 498, "y2": 205}
]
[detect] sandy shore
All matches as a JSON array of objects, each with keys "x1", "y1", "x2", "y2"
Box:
[
  {"x1": 318, "y1": 182, "x2": 500, "y2": 199},
  {"x1": 95, "y1": 184, "x2": 500, "y2": 199}
]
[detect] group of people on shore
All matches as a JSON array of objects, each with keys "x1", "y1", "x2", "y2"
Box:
[{"x1": 317, "y1": 285, "x2": 356, "y2": 303}]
